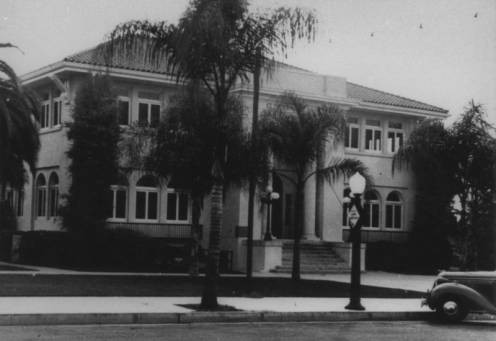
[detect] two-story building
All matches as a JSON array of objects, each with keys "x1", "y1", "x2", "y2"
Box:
[{"x1": 12, "y1": 45, "x2": 448, "y2": 272}]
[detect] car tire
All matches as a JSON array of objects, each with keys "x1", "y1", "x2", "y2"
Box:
[{"x1": 435, "y1": 295, "x2": 469, "y2": 323}]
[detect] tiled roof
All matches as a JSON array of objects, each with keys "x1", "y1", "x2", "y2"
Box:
[
  {"x1": 63, "y1": 45, "x2": 447, "y2": 114},
  {"x1": 347, "y1": 82, "x2": 447, "y2": 113}
]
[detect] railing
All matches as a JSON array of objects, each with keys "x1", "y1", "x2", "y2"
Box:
[
  {"x1": 106, "y1": 222, "x2": 199, "y2": 239},
  {"x1": 342, "y1": 229, "x2": 409, "y2": 243}
]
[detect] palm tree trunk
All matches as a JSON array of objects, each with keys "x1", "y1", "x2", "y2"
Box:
[
  {"x1": 246, "y1": 47, "x2": 262, "y2": 283},
  {"x1": 201, "y1": 182, "x2": 223, "y2": 309},
  {"x1": 292, "y1": 180, "x2": 304, "y2": 281},
  {"x1": 189, "y1": 195, "x2": 202, "y2": 276}
]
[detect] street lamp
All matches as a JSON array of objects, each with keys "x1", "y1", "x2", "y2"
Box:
[
  {"x1": 345, "y1": 172, "x2": 366, "y2": 311},
  {"x1": 262, "y1": 186, "x2": 280, "y2": 241}
]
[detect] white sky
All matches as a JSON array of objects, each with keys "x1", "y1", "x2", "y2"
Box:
[{"x1": 1, "y1": 0, "x2": 495, "y2": 124}]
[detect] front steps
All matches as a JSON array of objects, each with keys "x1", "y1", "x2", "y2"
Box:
[{"x1": 270, "y1": 241, "x2": 350, "y2": 274}]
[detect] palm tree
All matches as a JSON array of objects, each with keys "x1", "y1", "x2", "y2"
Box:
[
  {"x1": 0, "y1": 45, "x2": 40, "y2": 226},
  {"x1": 105, "y1": 0, "x2": 316, "y2": 308},
  {"x1": 261, "y1": 93, "x2": 371, "y2": 281}
]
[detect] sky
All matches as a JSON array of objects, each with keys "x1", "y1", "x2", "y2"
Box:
[{"x1": 1, "y1": 0, "x2": 495, "y2": 125}]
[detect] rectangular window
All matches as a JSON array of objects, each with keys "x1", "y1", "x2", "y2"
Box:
[
  {"x1": 52, "y1": 99, "x2": 61, "y2": 127},
  {"x1": 136, "y1": 192, "x2": 146, "y2": 219},
  {"x1": 167, "y1": 191, "x2": 189, "y2": 222},
  {"x1": 115, "y1": 189, "x2": 127, "y2": 219},
  {"x1": 365, "y1": 123, "x2": 382, "y2": 152},
  {"x1": 138, "y1": 101, "x2": 161, "y2": 126},
  {"x1": 37, "y1": 188, "x2": 46, "y2": 217},
  {"x1": 118, "y1": 99, "x2": 130, "y2": 126},
  {"x1": 345, "y1": 117, "x2": 359, "y2": 150},
  {"x1": 41, "y1": 102, "x2": 50, "y2": 129},
  {"x1": 147, "y1": 192, "x2": 158, "y2": 220},
  {"x1": 387, "y1": 121, "x2": 404, "y2": 153}
]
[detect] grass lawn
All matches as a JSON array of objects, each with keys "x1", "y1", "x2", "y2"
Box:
[{"x1": 0, "y1": 275, "x2": 423, "y2": 298}]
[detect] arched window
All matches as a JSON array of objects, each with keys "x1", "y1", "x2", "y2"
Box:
[
  {"x1": 108, "y1": 173, "x2": 128, "y2": 221},
  {"x1": 385, "y1": 191, "x2": 403, "y2": 229},
  {"x1": 135, "y1": 175, "x2": 158, "y2": 221},
  {"x1": 48, "y1": 172, "x2": 59, "y2": 218},
  {"x1": 165, "y1": 179, "x2": 190, "y2": 223},
  {"x1": 36, "y1": 174, "x2": 47, "y2": 217},
  {"x1": 363, "y1": 190, "x2": 380, "y2": 228}
]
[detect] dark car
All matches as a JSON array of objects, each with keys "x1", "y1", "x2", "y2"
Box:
[{"x1": 423, "y1": 271, "x2": 496, "y2": 322}]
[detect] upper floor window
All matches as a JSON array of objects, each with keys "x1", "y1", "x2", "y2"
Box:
[
  {"x1": 118, "y1": 97, "x2": 130, "y2": 126},
  {"x1": 40, "y1": 99, "x2": 50, "y2": 129},
  {"x1": 52, "y1": 92, "x2": 62, "y2": 127},
  {"x1": 363, "y1": 190, "x2": 380, "y2": 228},
  {"x1": 385, "y1": 191, "x2": 403, "y2": 229},
  {"x1": 138, "y1": 91, "x2": 161, "y2": 127},
  {"x1": 387, "y1": 121, "x2": 404, "y2": 154},
  {"x1": 345, "y1": 117, "x2": 359, "y2": 150},
  {"x1": 364, "y1": 119, "x2": 382, "y2": 152},
  {"x1": 135, "y1": 175, "x2": 158, "y2": 221}
]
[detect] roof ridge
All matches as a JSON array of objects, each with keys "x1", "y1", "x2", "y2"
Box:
[{"x1": 347, "y1": 81, "x2": 447, "y2": 113}]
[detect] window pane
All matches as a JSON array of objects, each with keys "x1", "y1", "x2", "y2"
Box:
[
  {"x1": 386, "y1": 205, "x2": 393, "y2": 228},
  {"x1": 167, "y1": 193, "x2": 177, "y2": 220},
  {"x1": 351, "y1": 127, "x2": 359, "y2": 148},
  {"x1": 372, "y1": 204, "x2": 379, "y2": 227},
  {"x1": 374, "y1": 130, "x2": 381, "y2": 150},
  {"x1": 118, "y1": 101, "x2": 129, "y2": 125},
  {"x1": 394, "y1": 205, "x2": 402, "y2": 228},
  {"x1": 365, "y1": 129, "x2": 373, "y2": 150},
  {"x1": 116, "y1": 190, "x2": 126, "y2": 218},
  {"x1": 397, "y1": 133, "x2": 403, "y2": 149},
  {"x1": 138, "y1": 103, "x2": 148, "y2": 124},
  {"x1": 345, "y1": 127, "x2": 350, "y2": 147},
  {"x1": 150, "y1": 104, "x2": 160, "y2": 127},
  {"x1": 347, "y1": 117, "x2": 358, "y2": 124},
  {"x1": 53, "y1": 102, "x2": 59, "y2": 126},
  {"x1": 136, "y1": 191, "x2": 146, "y2": 219},
  {"x1": 388, "y1": 121, "x2": 402, "y2": 129},
  {"x1": 148, "y1": 192, "x2": 158, "y2": 220},
  {"x1": 342, "y1": 202, "x2": 348, "y2": 226},
  {"x1": 388, "y1": 131, "x2": 395, "y2": 153},
  {"x1": 37, "y1": 189, "x2": 46, "y2": 217},
  {"x1": 178, "y1": 193, "x2": 188, "y2": 220},
  {"x1": 366, "y1": 119, "x2": 381, "y2": 126}
]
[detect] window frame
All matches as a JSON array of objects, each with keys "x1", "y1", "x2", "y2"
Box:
[
  {"x1": 108, "y1": 185, "x2": 128, "y2": 222},
  {"x1": 345, "y1": 117, "x2": 360, "y2": 150},
  {"x1": 35, "y1": 174, "x2": 47, "y2": 218},
  {"x1": 386, "y1": 121, "x2": 404, "y2": 154},
  {"x1": 363, "y1": 191, "x2": 380, "y2": 229},
  {"x1": 385, "y1": 191, "x2": 403, "y2": 230},
  {"x1": 47, "y1": 172, "x2": 59, "y2": 219},
  {"x1": 137, "y1": 99, "x2": 161, "y2": 127},
  {"x1": 165, "y1": 188, "x2": 191, "y2": 223},
  {"x1": 52, "y1": 96, "x2": 62, "y2": 128},
  {"x1": 40, "y1": 100, "x2": 50, "y2": 129},
  {"x1": 117, "y1": 96, "x2": 130, "y2": 126},
  {"x1": 135, "y1": 177, "x2": 159, "y2": 223},
  {"x1": 363, "y1": 119, "x2": 382, "y2": 153}
]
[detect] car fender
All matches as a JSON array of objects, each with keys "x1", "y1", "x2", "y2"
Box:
[{"x1": 429, "y1": 282, "x2": 496, "y2": 314}]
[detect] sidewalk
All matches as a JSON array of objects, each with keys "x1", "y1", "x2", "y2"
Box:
[{"x1": 0, "y1": 261, "x2": 444, "y2": 325}]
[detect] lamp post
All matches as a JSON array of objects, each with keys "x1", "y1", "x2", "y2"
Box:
[
  {"x1": 262, "y1": 186, "x2": 280, "y2": 241},
  {"x1": 345, "y1": 172, "x2": 366, "y2": 311}
]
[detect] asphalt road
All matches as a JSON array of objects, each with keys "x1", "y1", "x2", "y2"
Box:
[{"x1": 0, "y1": 321, "x2": 494, "y2": 341}]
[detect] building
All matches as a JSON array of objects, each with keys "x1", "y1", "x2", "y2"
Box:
[{"x1": 14, "y1": 45, "x2": 448, "y2": 272}]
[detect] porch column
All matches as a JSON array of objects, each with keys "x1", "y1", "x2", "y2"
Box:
[{"x1": 303, "y1": 162, "x2": 317, "y2": 240}]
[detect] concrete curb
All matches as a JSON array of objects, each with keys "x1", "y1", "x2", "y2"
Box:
[{"x1": 0, "y1": 311, "x2": 436, "y2": 326}]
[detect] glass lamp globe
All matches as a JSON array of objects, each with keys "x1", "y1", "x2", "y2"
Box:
[{"x1": 349, "y1": 172, "x2": 366, "y2": 195}]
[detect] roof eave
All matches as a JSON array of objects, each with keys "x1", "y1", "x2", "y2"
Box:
[{"x1": 355, "y1": 101, "x2": 449, "y2": 119}]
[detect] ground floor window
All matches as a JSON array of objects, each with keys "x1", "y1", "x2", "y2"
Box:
[
  {"x1": 135, "y1": 175, "x2": 159, "y2": 221},
  {"x1": 36, "y1": 174, "x2": 47, "y2": 217},
  {"x1": 108, "y1": 186, "x2": 127, "y2": 220},
  {"x1": 48, "y1": 172, "x2": 59, "y2": 218},
  {"x1": 166, "y1": 189, "x2": 189, "y2": 222},
  {"x1": 6, "y1": 188, "x2": 23, "y2": 216},
  {"x1": 385, "y1": 191, "x2": 403, "y2": 229},
  {"x1": 363, "y1": 190, "x2": 380, "y2": 228}
]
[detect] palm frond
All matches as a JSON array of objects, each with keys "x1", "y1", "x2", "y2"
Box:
[{"x1": 318, "y1": 157, "x2": 373, "y2": 189}]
